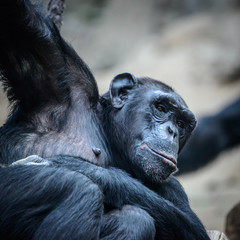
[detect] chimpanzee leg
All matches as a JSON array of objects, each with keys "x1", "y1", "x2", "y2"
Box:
[
  {"x1": 100, "y1": 205, "x2": 156, "y2": 240},
  {"x1": 0, "y1": 165, "x2": 103, "y2": 240}
]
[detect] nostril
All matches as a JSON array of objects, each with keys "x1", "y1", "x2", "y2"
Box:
[{"x1": 167, "y1": 126, "x2": 173, "y2": 134}]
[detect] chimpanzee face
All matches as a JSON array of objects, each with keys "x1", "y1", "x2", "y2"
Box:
[{"x1": 109, "y1": 73, "x2": 197, "y2": 183}]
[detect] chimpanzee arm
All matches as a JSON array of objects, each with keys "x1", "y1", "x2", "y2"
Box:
[
  {"x1": 0, "y1": 0, "x2": 98, "y2": 111},
  {"x1": 15, "y1": 155, "x2": 210, "y2": 240},
  {"x1": 0, "y1": 0, "x2": 107, "y2": 166},
  {"x1": 49, "y1": 156, "x2": 211, "y2": 240}
]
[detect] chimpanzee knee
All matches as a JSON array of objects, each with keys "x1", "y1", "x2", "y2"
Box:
[
  {"x1": 100, "y1": 205, "x2": 155, "y2": 240},
  {"x1": 0, "y1": 165, "x2": 104, "y2": 240},
  {"x1": 33, "y1": 167, "x2": 104, "y2": 240}
]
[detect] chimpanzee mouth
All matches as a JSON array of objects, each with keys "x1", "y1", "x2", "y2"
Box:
[{"x1": 140, "y1": 143, "x2": 177, "y2": 169}]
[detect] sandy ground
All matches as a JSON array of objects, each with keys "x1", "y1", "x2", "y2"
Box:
[{"x1": 0, "y1": 0, "x2": 240, "y2": 234}]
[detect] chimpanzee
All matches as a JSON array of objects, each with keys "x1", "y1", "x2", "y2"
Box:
[{"x1": 0, "y1": 0, "x2": 210, "y2": 240}]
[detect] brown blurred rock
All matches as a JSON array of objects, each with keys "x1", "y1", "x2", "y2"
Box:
[{"x1": 225, "y1": 202, "x2": 240, "y2": 240}]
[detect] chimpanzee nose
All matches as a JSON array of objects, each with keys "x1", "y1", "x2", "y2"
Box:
[{"x1": 167, "y1": 125, "x2": 177, "y2": 138}]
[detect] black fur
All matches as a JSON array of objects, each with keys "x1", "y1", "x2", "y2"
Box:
[
  {"x1": 0, "y1": 165, "x2": 103, "y2": 240},
  {"x1": 0, "y1": 0, "x2": 109, "y2": 166},
  {"x1": 0, "y1": 1, "x2": 210, "y2": 239}
]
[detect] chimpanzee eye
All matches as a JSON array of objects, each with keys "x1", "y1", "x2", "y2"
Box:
[
  {"x1": 177, "y1": 120, "x2": 184, "y2": 128},
  {"x1": 156, "y1": 104, "x2": 165, "y2": 112}
]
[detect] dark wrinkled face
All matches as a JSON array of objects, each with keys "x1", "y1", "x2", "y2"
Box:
[
  {"x1": 129, "y1": 89, "x2": 196, "y2": 183},
  {"x1": 108, "y1": 73, "x2": 197, "y2": 184}
]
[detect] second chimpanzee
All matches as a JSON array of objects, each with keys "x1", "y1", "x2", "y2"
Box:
[
  {"x1": 0, "y1": 0, "x2": 210, "y2": 240},
  {"x1": 178, "y1": 97, "x2": 240, "y2": 174}
]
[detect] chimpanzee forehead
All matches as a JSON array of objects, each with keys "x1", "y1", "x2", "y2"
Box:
[{"x1": 144, "y1": 89, "x2": 187, "y2": 109}]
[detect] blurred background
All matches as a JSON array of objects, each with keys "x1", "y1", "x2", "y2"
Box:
[{"x1": 1, "y1": 0, "x2": 240, "y2": 234}]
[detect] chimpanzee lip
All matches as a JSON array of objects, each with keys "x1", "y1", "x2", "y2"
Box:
[{"x1": 140, "y1": 143, "x2": 177, "y2": 168}]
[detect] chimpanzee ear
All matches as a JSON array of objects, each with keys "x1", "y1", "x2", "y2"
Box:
[{"x1": 109, "y1": 72, "x2": 137, "y2": 109}]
